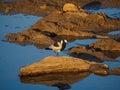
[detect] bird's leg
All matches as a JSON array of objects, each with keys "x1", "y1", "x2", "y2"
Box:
[
  {"x1": 54, "y1": 51, "x2": 59, "y2": 56},
  {"x1": 56, "y1": 52, "x2": 59, "y2": 56}
]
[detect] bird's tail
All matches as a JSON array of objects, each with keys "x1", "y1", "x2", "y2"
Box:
[{"x1": 45, "y1": 47, "x2": 52, "y2": 50}]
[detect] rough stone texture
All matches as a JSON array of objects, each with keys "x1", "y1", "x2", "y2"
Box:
[
  {"x1": 31, "y1": 9, "x2": 120, "y2": 35},
  {"x1": 63, "y1": 3, "x2": 78, "y2": 12},
  {"x1": 19, "y1": 56, "x2": 108, "y2": 76},
  {"x1": 89, "y1": 39, "x2": 120, "y2": 50},
  {"x1": 4, "y1": 3, "x2": 120, "y2": 48},
  {"x1": 69, "y1": 39, "x2": 120, "y2": 61},
  {"x1": 0, "y1": 0, "x2": 120, "y2": 15},
  {"x1": 5, "y1": 29, "x2": 54, "y2": 48}
]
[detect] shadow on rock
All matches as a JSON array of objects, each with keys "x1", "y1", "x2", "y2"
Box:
[
  {"x1": 82, "y1": 1, "x2": 102, "y2": 10},
  {"x1": 20, "y1": 72, "x2": 90, "y2": 90},
  {"x1": 109, "y1": 33, "x2": 120, "y2": 42}
]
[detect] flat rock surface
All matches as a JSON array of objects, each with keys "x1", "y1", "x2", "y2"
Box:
[{"x1": 19, "y1": 56, "x2": 108, "y2": 76}]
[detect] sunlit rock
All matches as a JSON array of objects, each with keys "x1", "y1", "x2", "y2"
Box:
[
  {"x1": 90, "y1": 64, "x2": 109, "y2": 76},
  {"x1": 39, "y1": 4, "x2": 46, "y2": 9},
  {"x1": 89, "y1": 39, "x2": 120, "y2": 50},
  {"x1": 63, "y1": 3, "x2": 78, "y2": 12},
  {"x1": 19, "y1": 56, "x2": 109, "y2": 76},
  {"x1": 5, "y1": 30, "x2": 54, "y2": 48}
]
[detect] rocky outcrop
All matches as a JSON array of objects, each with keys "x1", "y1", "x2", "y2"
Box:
[
  {"x1": 6, "y1": 3, "x2": 118, "y2": 48},
  {"x1": 19, "y1": 56, "x2": 109, "y2": 76},
  {"x1": 31, "y1": 8, "x2": 120, "y2": 34},
  {"x1": 108, "y1": 67, "x2": 120, "y2": 75},
  {"x1": 63, "y1": 3, "x2": 78, "y2": 12},
  {"x1": 89, "y1": 39, "x2": 120, "y2": 50},
  {"x1": 68, "y1": 39, "x2": 120, "y2": 61},
  {"x1": 110, "y1": 33, "x2": 120, "y2": 42},
  {"x1": 89, "y1": 39, "x2": 120, "y2": 58},
  {"x1": 20, "y1": 72, "x2": 90, "y2": 87},
  {"x1": 0, "y1": 0, "x2": 120, "y2": 15},
  {"x1": 5, "y1": 30, "x2": 54, "y2": 48}
]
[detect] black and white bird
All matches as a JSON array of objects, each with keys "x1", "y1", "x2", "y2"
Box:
[{"x1": 46, "y1": 40, "x2": 68, "y2": 56}]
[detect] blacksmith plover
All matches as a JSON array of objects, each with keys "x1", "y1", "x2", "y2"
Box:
[{"x1": 47, "y1": 40, "x2": 68, "y2": 56}]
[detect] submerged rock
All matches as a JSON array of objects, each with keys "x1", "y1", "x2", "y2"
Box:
[{"x1": 19, "y1": 56, "x2": 108, "y2": 76}]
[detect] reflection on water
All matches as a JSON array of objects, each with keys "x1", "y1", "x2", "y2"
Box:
[
  {"x1": 20, "y1": 72, "x2": 90, "y2": 90},
  {"x1": 87, "y1": 8, "x2": 120, "y2": 18},
  {"x1": 0, "y1": 7, "x2": 120, "y2": 90},
  {"x1": 0, "y1": 14, "x2": 41, "y2": 39},
  {"x1": 108, "y1": 30, "x2": 120, "y2": 35}
]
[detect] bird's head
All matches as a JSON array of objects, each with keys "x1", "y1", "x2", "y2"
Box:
[{"x1": 64, "y1": 39, "x2": 68, "y2": 43}]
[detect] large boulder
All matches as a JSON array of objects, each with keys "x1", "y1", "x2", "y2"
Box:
[
  {"x1": 63, "y1": 3, "x2": 78, "y2": 12},
  {"x1": 19, "y1": 56, "x2": 109, "y2": 76}
]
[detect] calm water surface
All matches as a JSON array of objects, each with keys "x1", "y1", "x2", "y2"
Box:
[{"x1": 0, "y1": 8, "x2": 120, "y2": 90}]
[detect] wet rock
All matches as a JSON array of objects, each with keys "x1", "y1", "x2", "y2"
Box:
[{"x1": 19, "y1": 56, "x2": 108, "y2": 76}]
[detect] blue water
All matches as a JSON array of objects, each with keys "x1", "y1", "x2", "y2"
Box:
[
  {"x1": 87, "y1": 8, "x2": 120, "y2": 18},
  {"x1": 108, "y1": 30, "x2": 120, "y2": 35},
  {"x1": 0, "y1": 9, "x2": 120, "y2": 90}
]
